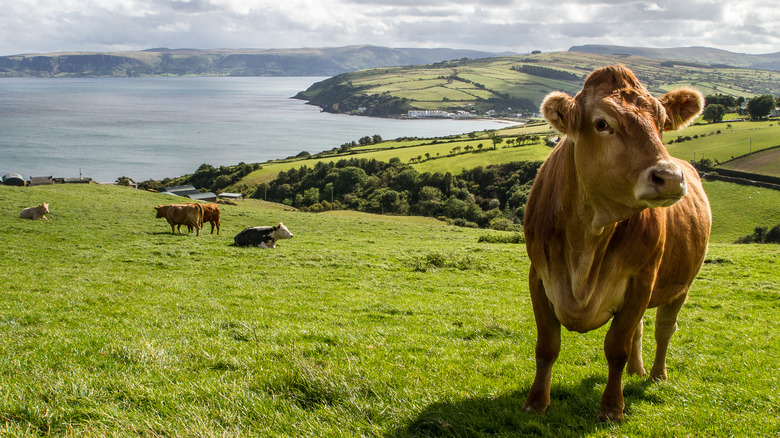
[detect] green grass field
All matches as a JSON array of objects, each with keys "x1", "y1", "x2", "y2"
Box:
[{"x1": 1, "y1": 182, "x2": 778, "y2": 437}]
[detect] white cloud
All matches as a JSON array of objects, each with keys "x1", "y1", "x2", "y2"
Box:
[{"x1": 1, "y1": 0, "x2": 778, "y2": 55}]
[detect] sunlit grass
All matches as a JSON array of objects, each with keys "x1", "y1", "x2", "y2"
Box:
[{"x1": 1, "y1": 184, "x2": 778, "y2": 436}]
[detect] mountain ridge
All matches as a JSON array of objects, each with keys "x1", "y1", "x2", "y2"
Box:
[
  {"x1": 0, "y1": 45, "x2": 507, "y2": 77},
  {"x1": 4, "y1": 44, "x2": 780, "y2": 77},
  {"x1": 569, "y1": 44, "x2": 780, "y2": 71}
]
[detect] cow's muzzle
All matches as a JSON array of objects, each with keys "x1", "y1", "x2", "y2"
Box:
[{"x1": 635, "y1": 161, "x2": 687, "y2": 207}]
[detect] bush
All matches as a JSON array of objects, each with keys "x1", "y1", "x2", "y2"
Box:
[
  {"x1": 488, "y1": 217, "x2": 520, "y2": 232},
  {"x1": 477, "y1": 233, "x2": 525, "y2": 244},
  {"x1": 736, "y1": 224, "x2": 780, "y2": 244}
]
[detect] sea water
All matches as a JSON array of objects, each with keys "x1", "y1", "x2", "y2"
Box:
[{"x1": 0, "y1": 77, "x2": 514, "y2": 182}]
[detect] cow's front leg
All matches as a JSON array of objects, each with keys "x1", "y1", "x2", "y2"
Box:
[
  {"x1": 600, "y1": 288, "x2": 650, "y2": 421},
  {"x1": 523, "y1": 267, "x2": 561, "y2": 415}
]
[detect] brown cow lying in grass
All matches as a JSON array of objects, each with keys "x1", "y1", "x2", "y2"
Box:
[
  {"x1": 20, "y1": 203, "x2": 49, "y2": 220},
  {"x1": 154, "y1": 203, "x2": 204, "y2": 236}
]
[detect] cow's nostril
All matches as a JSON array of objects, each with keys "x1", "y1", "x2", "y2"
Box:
[{"x1": 651, "y1": 172, "x2": 666, "y2": 186}]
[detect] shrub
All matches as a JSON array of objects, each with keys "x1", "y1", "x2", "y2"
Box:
[
  {"x1": 736, "y1": 224, "x2": 780, "y2": 244},
  {"x1": 477, "y1": 233, "x2": 525, "y2": 244}
]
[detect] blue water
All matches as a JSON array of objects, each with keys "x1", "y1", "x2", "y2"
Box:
[{"x1": 0, "y1": 77, "x2": 514, "y2": 182}]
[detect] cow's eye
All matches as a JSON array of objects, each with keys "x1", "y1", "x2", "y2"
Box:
[{"x1": 594, "y1": 119, "x2": 611, "y2": 132}]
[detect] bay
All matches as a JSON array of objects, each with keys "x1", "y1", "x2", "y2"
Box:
[{"x1": 0, "y1": 77, "x2": 515, "y2": 182}]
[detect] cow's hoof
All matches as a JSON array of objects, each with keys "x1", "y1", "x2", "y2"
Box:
[
  {"x1": 649, "y1": 367, "x2": 668, "y2": 382},
  {"x1": 627, "y1": 366, "x2": 646, "y2": 377},
  {"x1": 597, "y1": 408, "x2": 624, "y2": 422},
  {"x1": 522, "y1": 401, "x2": 548, "y2": 415}
]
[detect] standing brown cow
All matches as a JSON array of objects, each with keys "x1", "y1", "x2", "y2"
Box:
[
  {"x1": 522, "y1": 65, "x2": 711, "y2": 421},
  {"x1": 154, "y1": 203, "x2": 204, "y2": 236},
  {"x1": 188, "y1": 203, "x2": 220, "y2": 235}
]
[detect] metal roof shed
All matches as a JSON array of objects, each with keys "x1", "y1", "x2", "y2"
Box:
[
  {"x1": 29, "y1": 176, "x2": 54, "y2": 186},
  {"x1": 160, "y1": 185, "x2": 217, "y2": 202},
  {"x1": 2, "y1": 173, "x2": 25, "y2": 186}
]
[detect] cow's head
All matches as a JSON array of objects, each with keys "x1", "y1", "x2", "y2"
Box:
[
  {"x1": 39, "y1": 203, "x2": 49, "y2": 214},
  {"x1": 154, "y1": 205, "x2": 166, "y2": 218},
  {"x1": 542, "y1": 65, "x2": 703, "y2": 228},
  {"x1": 272, "y1": 222, "x2": 294, "y2": 240}
]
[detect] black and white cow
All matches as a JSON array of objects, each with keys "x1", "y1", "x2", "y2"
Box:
[{"x1": 234, "y1": 222, "x2": 293, "y2": 248}]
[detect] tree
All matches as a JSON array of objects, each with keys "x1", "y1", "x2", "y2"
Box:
[
  {"x1": 116, "y1": 176, "x2": 134, "y2": 186},
  {"x1": 702, "y1": 104, "x2": 726, "y2": 123},
  {"x1": 485, "y1": 129, "x2": 503, "y2": 148},
  {"x1": 746, "y1": 95, "x2": 775, "y2": 120},
  {"x1": 705, "y1": 93, "x2": 736, "y2": 109}
]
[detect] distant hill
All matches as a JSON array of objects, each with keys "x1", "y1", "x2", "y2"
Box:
[
  {"x1": 569, "y1": 45, "x2": 780, "y2": 71},
  {"x1": 295, "y1": 50, "x2": 780, "y2": 117},
  {"x1": 0, "y1": 45, "x2": 506, "y2": 77}
]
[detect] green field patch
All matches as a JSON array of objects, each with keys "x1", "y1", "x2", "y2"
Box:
[
  {"x1": 413, "y1": 144, "x2": 551, "y2": 173},
  {"x1": 667, "y1": 121, "x2": 780, "y2": 162}
]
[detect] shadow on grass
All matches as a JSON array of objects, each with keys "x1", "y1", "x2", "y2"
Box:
[{"x1": 390, "y1": 377, "x2": 657, "y2": 437}]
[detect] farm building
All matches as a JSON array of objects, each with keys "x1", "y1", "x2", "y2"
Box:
[
  {"x1": 218, "y1": 192, "x2": 244, "y2": 201},
  {"x1": 159, "y1": 185, "x2": 217, "y2": 202},
  {"x1": 2, "y1": 173, "x2": 25, "y2": 186},
  {"x1": 29, "y1": 176, "x2": 54, "y2": 186}
]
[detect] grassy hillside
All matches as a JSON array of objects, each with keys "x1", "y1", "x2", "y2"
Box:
[
  {"x1": 665, "y1": 119, "x2": 780, "y2": 165},
  {"x1": 1, "y1": 183, "x2": 778, "y2": 436},
  {"x1": 220, "y1": 114, "x2": 779, "y2": 199},
  {"x1": 296, "y1": 51, "x2": 780, "y2": 117}
]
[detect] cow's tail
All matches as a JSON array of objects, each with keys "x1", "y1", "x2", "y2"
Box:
[{"x1": 196, "y1": 204, "x2": 204, "y2": 236}]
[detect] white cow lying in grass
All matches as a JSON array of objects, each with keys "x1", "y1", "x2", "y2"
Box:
[
  {"x1": 234, "y1": 223, "x2": 293, "y2": 248},
  {"x1": 20, "y1": 203, "x2": 49, "y2": 220}
]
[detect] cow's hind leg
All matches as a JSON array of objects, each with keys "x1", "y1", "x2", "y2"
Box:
[
  {"x1": 627, "y1": 319, "x2": 646, "y2": 377},
  {"x1": 650, "y1": 294, "x2": 687, "y2": 381},
  {"x1": 523, "y1": 268, "x2": 561, "y2": 415}
]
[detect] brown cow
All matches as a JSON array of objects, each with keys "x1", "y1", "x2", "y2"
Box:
[
  {"x1": 187, "y1": 203, "x2": 220, "y2": 235},
  {"x1": 154, "y1": 203, "x2": 204, "y2": 236},
  {"x1": 20, "y1": 202, "x2": 49, "y2": 220},
  {"x1": 522, "y1": 65, "x2": 711, "y2": 421}
]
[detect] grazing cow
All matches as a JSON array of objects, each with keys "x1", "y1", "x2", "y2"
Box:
[
  {"x1": 234, "y1": 223, "x2": 293, "y2": 248},
  {"x1": 154, "y1": 203, "x2": 204, "y2": 236},
  {"x1": 20, "y1": 203, "x2": 49, "y2": 220},
  {"x1": 522, "y1": 65, "x2": 711, "y2": 421}
]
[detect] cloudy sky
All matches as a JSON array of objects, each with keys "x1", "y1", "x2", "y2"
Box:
[{"x1": 1, "y1": 0, "x2": 779, "y2": 56}]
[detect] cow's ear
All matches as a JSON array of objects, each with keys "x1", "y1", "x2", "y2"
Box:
[
  {"x1": 660, "y1": 88, "x2": 704, "y2": 131},
  {"x1": 541, "y1": 91, "x2": 577, "y2": 135}
]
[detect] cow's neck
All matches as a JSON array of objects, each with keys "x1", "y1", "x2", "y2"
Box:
[
  {"x1": 563, "y1": 141, "x2": 641, "y2": 236},
  {"x1": 547, "y1": 140, "x2": 645, "y2": 313}
]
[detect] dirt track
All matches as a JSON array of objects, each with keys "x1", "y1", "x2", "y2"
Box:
[{"x1": 721, "y1": 147, "x2": 780, "y2": 178}]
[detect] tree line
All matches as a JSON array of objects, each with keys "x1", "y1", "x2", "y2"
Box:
[
  {"x1": 702, "y1": 93, "x2": 778, "y2": 123},
  {"x1": 253, "y1": 158, "x2": 542, "y2": 230}
]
